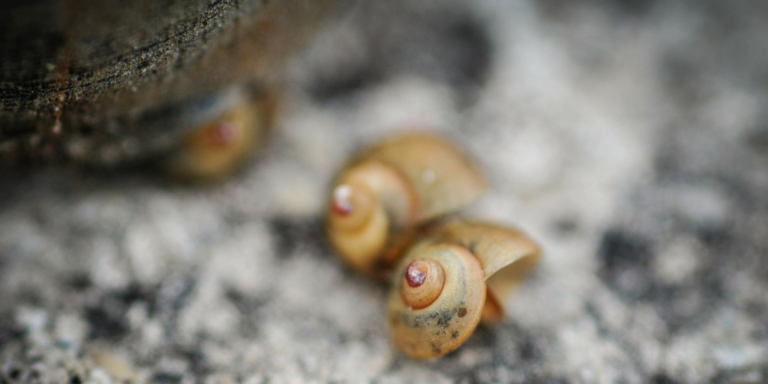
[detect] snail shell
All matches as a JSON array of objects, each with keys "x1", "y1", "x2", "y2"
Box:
[
  {"x1": 163, "y1": 89, "x2": 276, "y2": 182},
  {"x1": 387, "y1": 220, "x2": 541, "y2": 358},
  {"x1": 326, "y1": 133, "x2": 487, "y2": 276}
]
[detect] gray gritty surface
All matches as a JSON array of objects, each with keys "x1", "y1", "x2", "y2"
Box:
[{"x1": 1, "y1": 0, "x2": 768, "y2": 383}]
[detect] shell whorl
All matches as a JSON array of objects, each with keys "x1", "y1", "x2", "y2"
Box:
[
  {"x1": 326, "y1": 133, "x2": 487, "y2": 276},
  {"x1": 409, "y1": 219, "x2": 542, "y2": 323},
  {"x1": 363, "y1": 133, "x2": 488, "y2": 221},
  {"x1": 401, "y1": 259, "x2": 446, "y2": 309},
  {"x1": 387, "y1": 220, "x2": 541, "y2": 358},
  {"x1": 388, "y1": 245, "x2": 486, "y2": 359},
  {"x1": 327, "y1": 160, "x2": 417, "y2": 275}
]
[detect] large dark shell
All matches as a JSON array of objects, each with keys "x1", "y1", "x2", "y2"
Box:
[{"x1": 0, "y1": 0, "x2": 338, "y2": 165}]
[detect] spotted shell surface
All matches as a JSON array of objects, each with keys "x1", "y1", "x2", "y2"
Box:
[{"x1": 388, "y1": 244, "x2": 486, "y2": 359}]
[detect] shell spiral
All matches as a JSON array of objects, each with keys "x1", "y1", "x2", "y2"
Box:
[
  {"x1": 326, "y1": 133, "x2": 487, "y2": 276},
  {"x1": 387, "y1": 220, "x2": 541, "y2": 358},
  {"x1": 387, "y1": 244, "x2": 486, "y2": 359}
]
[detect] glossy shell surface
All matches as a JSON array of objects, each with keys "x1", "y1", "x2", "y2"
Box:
[
  {"x1": 363, "y1": 133, "x2": 488, "y2": 221},
  {"x1": 327, "y1": 133, "x2": 487, "y2": 276},
  {"x1": 413, "y1": 220, "x2": 542, "y2": 322},
  {"x1": 388, "y1": 244, "x2": 486, "y2": 359}
]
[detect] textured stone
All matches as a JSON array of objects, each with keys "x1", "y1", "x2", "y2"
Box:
[{"x1": 1, "y1": 0, "x2": 767, "y2": 383}]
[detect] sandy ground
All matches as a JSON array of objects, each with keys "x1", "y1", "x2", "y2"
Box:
[{"x1": 1, "y1": 0, "x2": 767, "y2": 383}]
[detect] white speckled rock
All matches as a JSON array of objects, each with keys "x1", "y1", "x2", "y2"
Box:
[{"x1": 1, "y1": 0, "x2": 768, "y2": 383}]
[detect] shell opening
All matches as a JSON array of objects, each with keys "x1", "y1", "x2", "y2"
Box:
[
  {"x1": 401, "y1": 259, "x2": 445, "y2": 309},
  {"x1": 482, "y1": 250, "x2": 540, "y2": 323}
]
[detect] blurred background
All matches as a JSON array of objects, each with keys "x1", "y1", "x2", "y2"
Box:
[{"x1": 1, "y1": 0, "x2": 767, "y2": 383}]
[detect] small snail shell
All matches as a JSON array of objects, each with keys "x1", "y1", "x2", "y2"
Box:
[
  {"x1": 388, "y1": 244, "x2": 486, "y2": 359},
  {"x1": 326, "y1": 133, "x2": 487, "y2": 276},
  {"x1": 387, "y1": 220, "x2": 541, "y2": 359},
  {"x1": 163, "y1": 90, "x2": 276, "y2": 182}
]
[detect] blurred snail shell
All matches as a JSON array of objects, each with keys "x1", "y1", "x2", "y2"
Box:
[
  {"x1": 163, "y1": 89, "x2": 277, "y2": 182},
  {"x1": 388, "y1": 220, "x2": 541, "y2": 359},
  {"x1": 326, "y1": 133, "x2": 487, "y2": 276}
]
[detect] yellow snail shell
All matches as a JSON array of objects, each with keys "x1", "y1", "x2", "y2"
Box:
[
  {"x1": 387, "y1": 220, "x2": 541, "y2": 359},
  {"x1": 164, "y1": 89, "x2": 277, "y2": 182},
  {"x1": 326, "y1": 133, "x2": 487, "y2": 276}
]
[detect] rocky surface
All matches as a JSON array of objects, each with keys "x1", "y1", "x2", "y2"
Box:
[{"x1": 1, "y1": 0, "x2": 767, "y2": 383}]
